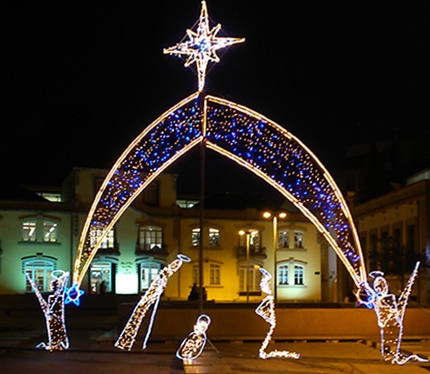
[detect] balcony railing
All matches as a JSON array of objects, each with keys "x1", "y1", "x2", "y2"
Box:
[
  {"x1": 236, "y1": 246, "x2": 267, "y2": 258},
  {"x1": 135, "y1": 243, "x2": 168, "y2": 255}
]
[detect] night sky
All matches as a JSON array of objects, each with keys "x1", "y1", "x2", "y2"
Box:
[{"x1": 3, "y1": 1, "x2": 430, "y2": 196}]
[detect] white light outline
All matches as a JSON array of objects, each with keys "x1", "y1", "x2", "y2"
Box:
[
  {"x1": 72, "y1": 92, "x2": 200, "y2": 288},
  {"x1": 163, "y1": 1, "x2": 245, "y2": 92},
  {"x1": 361, "y1": 262, "x2": 428, "y2": 365},
  {"x1": 256, "y1": 268, "x2": 300, "y2": 360},
  {"x1": 26, "y1": 270, "x2": 70, "y2": 351},
  {"x1": 72, "y1": 92, "x2": 367, "y2": 296},
  {"x1": 205, "y1": 95, "x2": 367, "y2": 287},
  {"x1": 176, "y1": 314, "x2": 211, "y2": 361},
  {"x1": 115, "y1": 254, "x2": 191, "y2": 351}
]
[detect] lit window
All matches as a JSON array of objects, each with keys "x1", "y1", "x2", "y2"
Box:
[
  {"x1": 294, "y1": 265, "x2": 304, "y2": 285},
  {"x1": 176, "y1": 199, "x2": 198, "y2": 208},
  {"x1": 192, "y1": 228, "x2": 200, "y2": 247},
  {"x1": 193, "y1": 265, "x2": 200, "y2": 285},
  {"x1": 294, "y1": 231, "x2": 304, "y2": 248},
  {"x1": 90, "y1": 262, "x2": 112, "y2": 293},
  {"x1": 278, "y1": 264, "x2": 289, "y2": 285},
  {"x1": 43, "y1": 221, "x2": 58, "y2": 242},
  {"x1": 209, "y1": 228, "x2": 220, "y2": 247},
  {"x1": 139, "y1": 226, "x2": 163, "y2": 251},
  {"x1": 239, "y1": 264, "x2": 261, "y2": 292},
  {"x1": 140, "y1": 262, "x2": 161, "y2": 290},
  {"x1": 249, "y1": 229, "x2": 260, "y2": 250},
  {"x1": 23, "y1": 257, "x2": 56, "y2": 292},
  {"x1": 22, "y1": 222, "x2": 37, "y2": 242},
  {"x1": 209, "y1": 264, "x2": 221, "y2": 285},
  {"x1": 239, "y1": 229, "x2": 261, "y2": 250},
  {"x1": 100, "y1": 229, "x2": 115, "y2": 249},
  {"x1": 277, "y1": 230, "x2": 289, "y2": 248}
]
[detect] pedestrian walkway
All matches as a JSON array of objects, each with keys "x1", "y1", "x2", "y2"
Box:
[{"x1": 2, "y1": 313, "x2": 430, "y2": 374}]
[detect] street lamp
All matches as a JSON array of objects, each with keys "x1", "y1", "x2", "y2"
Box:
[
  {"x1": 239, "y1": 230, "x2": 251, "y2": 302},
  {"x1": 263, "y1": 211, "x2": 287, "y2": 303}
]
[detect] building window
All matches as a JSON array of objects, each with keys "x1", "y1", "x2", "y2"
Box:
[
  {"x1": 277, "y1": 261, "x2": 306, "y2": 286},
  {"x1": 43, "y1": 221, "x2": 58, "y2": 242},
  {"x1": 21, "y1": 217, "x2": 60, "y2": 243},
  {"x1": 100, "y1": 229, "x2": 115, "y2": 249},
  {"x1": 22, "y1": 221, "x2": 37, "y2": 242},
  {"x1": 277, "y1": 230, "x2": 289, "y2": 249},
  {"x1": 23, "y1": 257, "x2": 56, "y2": 292},
  {"x1": 209, "y1": 264, "x2": 221, "y2": 285},
  {"x1": 193, "y1": 262, "x2": 222, "y2": 286},
  {"x1": 294, "y1": 231, "x2": 304, "y2": 248},
  {"x1": 191, "y1": 228, "x2": 200, "y2": 247},
  {"x1": 139, "y1": 226, "x2": 163, "y2": 251},
  {"x1": 209, "y1": 228, "x2": 220, "y2": 247},
  {"x1": 176, "y1": 199, "x2": 198, "y2": 208},
  {"x1": 239, "y1": 229, "x2": 261, "y2": 250},
  {"x1": 278, "y1": 264, "x2": 289, "y2": 285},
  {"x1": 193, "y1": 265, "x2": 200, "y2": 285},
  {"x1": 90, "y1": 261, "x2": 112, "y2": 294},
  {"x1": 239, "y1": 264, "x2": 261, "y2": 293},
  {"x1": 140, "y1": 262, "x2": 161, "y2": 290},
  {"x1": 294, "y1": 265, "x2": 305, "y2": 285}
]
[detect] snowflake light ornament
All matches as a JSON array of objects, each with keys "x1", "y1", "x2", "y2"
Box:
[{"x1": 164, "y1": 1, "x2": 245, "y2": 92}]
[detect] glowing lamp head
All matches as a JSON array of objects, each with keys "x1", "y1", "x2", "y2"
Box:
[{"x1": 263, "y1": 212, "x2": 271, "y2": 219}]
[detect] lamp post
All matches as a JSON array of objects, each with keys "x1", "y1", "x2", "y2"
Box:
[
  {"x1": 239, "y1": 230, "x2": 250, "y2": 303},
  {"x1": 263, "y1": 211, "x2": 287, "y2": 303}
]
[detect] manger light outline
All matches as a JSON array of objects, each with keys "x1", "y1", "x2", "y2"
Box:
[
  {"x1": 164, "y1": 0, "x2": 245, "y2": 92},
  {"x1": 176, "y1": 314, "x2": 211, "y2": 361},
  {"x1": 115, "y1": 254, "x2": 191, "y2": 351},
  {"x1": 255, "y1": 267, "x2": 300, "y2": 360},
  {"x1": 27, "y1": 270, "x2": 70, "y2": 351}
]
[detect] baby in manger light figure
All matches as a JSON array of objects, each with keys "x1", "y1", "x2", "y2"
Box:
[
  {"x1": 357, "y1": 261, "x2": 427, "y2": 365},
  {"x1": 176, "y1": 314, "x2": 211, "y2": 361},
  {"x1": 26, "y1": 270, "x2": 69, "y2": 351},
  {"x1": 255, "y1": 267, "x2": 300, "y2": 360}
]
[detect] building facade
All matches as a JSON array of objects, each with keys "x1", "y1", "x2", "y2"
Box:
[
  {"x1": 0, "y1": 167, "x2": 341, "y2": 303},
  {"x1": 353, "y1": 169, "x2": 430, "y2": 305}
]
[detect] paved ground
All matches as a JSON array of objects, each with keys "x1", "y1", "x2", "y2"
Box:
[{"x1": 1, "y1": 315, "x2": 430, "y2": 373}]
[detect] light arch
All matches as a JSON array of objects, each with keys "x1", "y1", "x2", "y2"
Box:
[{"x1": 72, "y1": 92, "x2": 366, "y2": 289}]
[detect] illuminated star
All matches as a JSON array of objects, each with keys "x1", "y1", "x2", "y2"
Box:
[
  {"x1": 164, "y1": 1, "x2": 245, "y2": 92},
  {"x1": 65, "y1": 283, "x2": 85, "y2": 306}
]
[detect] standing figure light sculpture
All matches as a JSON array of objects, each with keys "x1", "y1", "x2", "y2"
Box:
[
  {"x1": 26, "y1": 270, "x2": 70, "y2": 351},
  {"x1": 176, "y1": 314, "x2": 211, "y2": 361},
  {"x1": 115, "y1": 254, "x2": 191, "y2": 351},
  {"x1": 357, "y1": 262, "x2": 427, "y2": 365},
  {"x1": 255, "y1": 268, "x2": 300, "y2": 360}
]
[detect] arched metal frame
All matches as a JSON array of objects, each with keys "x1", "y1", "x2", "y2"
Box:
[{"x1": 72, "y1": 92, "x2": 366, "y2": 288}]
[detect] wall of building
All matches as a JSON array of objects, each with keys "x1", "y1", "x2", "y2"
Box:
[{"x1": 0, "y1": 168, "x2": 326, "y2": 304}]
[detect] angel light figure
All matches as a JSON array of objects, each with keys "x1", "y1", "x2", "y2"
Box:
[
  {"x1": 26, "y1": 270, "x2": 70, "y2": 351},
  {"x1": 357, "y1": 262, "x2": 427, "y2": 365},
  {"x1": 176, "y1": 314, "x2": 211, "y2": 360},
  {"x1": 255, "y1": 267, "x2": 300, "y2": 359}
]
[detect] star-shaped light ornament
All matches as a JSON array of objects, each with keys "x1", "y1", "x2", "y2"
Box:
[
  {"x1": 65, "y1": 283, "x2": 85, "y2": 306},
  {"x1": 164, "y1": 1, "x2": 245, "y2": 92}
]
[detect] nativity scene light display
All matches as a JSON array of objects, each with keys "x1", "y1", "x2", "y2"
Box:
[{"x1": 26, "y1": 1, "x2": 427, "y2": 365}]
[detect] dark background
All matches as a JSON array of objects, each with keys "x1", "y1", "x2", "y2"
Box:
[{"x1": 2, "y1": 1, "x2": 429, "y2": 196}]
